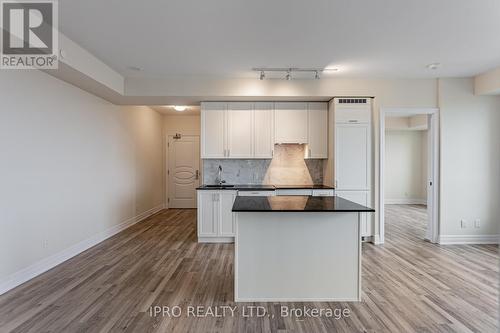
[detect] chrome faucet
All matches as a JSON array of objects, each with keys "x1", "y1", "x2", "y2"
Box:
[{"x1": 217, "y1": 165, "x2": 226, "y2": 185}]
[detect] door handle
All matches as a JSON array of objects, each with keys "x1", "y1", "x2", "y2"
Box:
[{"x1": 195, "y1": 170, "x2": 199, "y2": 180}]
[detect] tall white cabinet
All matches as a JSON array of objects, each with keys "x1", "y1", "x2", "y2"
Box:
[{"x1": 334, "y1": 98, "x2": 373, "y2": 238}]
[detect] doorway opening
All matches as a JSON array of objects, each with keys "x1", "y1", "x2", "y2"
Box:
[
  {"x1": 379, "y1": 108, "x2": 439, "y2": 244},
  {"x1": 167, "y1": 134, "x2": 200, "y2": 208}
]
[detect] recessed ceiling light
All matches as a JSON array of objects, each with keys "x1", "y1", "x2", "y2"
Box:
[
  {"x1": 127, "y1": 66, "x2": 143, "y2": 71},
  {"x1": 426, "y1": 63, "x2": 441, "y2": 70},
  {"x1": 173, "y1": 105, "x2": 187, "y2": 112}
]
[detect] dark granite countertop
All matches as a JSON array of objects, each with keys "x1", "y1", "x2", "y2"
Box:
[
  {"x1": 232, "y1": 196, "x2": 375, "y2": 212},
  {"x1": 197, "y1": 184, "x2": 334, "y2": 191},
  {"x1": 274, "y1": 184, "x2": 335, "y2": 190},
  {"x1": 196, "y1": 184, "x2": 276, "y2": 191}
]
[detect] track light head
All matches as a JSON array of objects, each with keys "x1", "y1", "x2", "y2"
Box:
[
  {"x1": 285, "y1": 70, "x2": 291, "y2": 81},
  {"x1": 315, "y1": 71, "x2": 320, "y2": 80},
  {"x1": 259, "y1": 71, "x2": 265, "y2": 80}
]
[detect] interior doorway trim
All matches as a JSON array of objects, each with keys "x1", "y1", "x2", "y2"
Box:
[{"x1": 379, "y1": 107, "x2": 440, "y2": 244}]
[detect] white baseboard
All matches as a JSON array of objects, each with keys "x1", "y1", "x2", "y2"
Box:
[
  {"x1": 372, "y1": 234, "x2": 383, "y2": 245},
  {"x1": 385, "y1": 198, "x2": 426, "y2": 205},
  {"x1": 0, "y1": 203, "x2": 164, "y2": 296},
  {"x1": 197, "y1": 237, "x2": 234, "y2": 243},
  {"x1": 439, "y1": 234, "x2": 500, "y2": 245}
]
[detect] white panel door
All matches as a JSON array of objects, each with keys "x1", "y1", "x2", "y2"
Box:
[
  {"x1": 307, "y1": 103, "x2": 328, "y2": 158},
  {"x1": 335, "y1": 190, "x2": 372, "y2": 236},
  {"x1": 275, "y1": 102, "x2": 308, "y2": 143},
  {"x1": 254, "y1": 102, "x2": 274, "y2": 158},
  {"x1": 227, "y1": 103, "x2": 253, "y2": 158},
  {"x1": 197, "y1": 191, "x2": 218, "y2": 237},
  {"x1": 335, "y1": 124, "x2": 370, "y2": 190},
  {"x1": 201, "y1": 103, "x2": 226, "y2": 158},
  {"x1": 219, "y1": 191, "x2": 237, "y2": 236},
  {"x1": 168, "y1": 135, "x2": 200, "y2": 208}
]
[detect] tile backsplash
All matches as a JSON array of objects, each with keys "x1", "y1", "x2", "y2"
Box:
[{"x1": 202, "y1": 144, "x2": 324, "y2": 185}]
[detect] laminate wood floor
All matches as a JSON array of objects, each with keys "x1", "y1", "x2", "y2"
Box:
[{"x1": 0, "y1": 205, "x2": 498, "y2": 332}]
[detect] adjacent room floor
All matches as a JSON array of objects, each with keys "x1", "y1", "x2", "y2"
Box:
[{"x1": 0, "y1": 206, "x2": 498, "y2": 333}]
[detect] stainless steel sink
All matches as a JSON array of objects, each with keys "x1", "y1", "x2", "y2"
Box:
[{"x1": 205, "y1": 184, "x2": 235, "y2": 188}]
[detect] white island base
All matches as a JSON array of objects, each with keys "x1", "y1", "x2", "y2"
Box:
[{"x1": 235, "y1": 212, "x2": 361, "y2": 302}]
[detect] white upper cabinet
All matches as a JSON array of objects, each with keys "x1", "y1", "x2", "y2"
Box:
[
  {"x1": 254, "y1": 102, "x2": 274, "y2": 158},
  {"x1": 306, "y1": 102, "x2": 328, "y2": 158},
  {"x1": 201, "y1": 101, "x2": 326, "y2": 159},
  {"x1": 274, "y1": 102, "x2": 308, "y2": 143},
  {"x1": 201, "y1": 102, "x2": 226, "y2": 158},
  {"x1": 227, "y1": 103, "x2": 254, "y2": 158}
]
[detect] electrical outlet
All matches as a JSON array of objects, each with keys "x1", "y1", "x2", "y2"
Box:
[
  {"x1": 460, "y1": 220, "x2": 467, "y2": 228},
  {"x1": 42, "y1": 240, "x2": 49, "y2": 249},
  {"x1": 474, "y1": 219, "x2": 481, "y2": 228}
]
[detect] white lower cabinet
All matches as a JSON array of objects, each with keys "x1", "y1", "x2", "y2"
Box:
[
  {"x1": 197, "y1": 190, "x2": 236, "y2": 242},
  {"x1": 335, "y1": 190, "x2": 372, "y2": 237},
  {"x1": 219, "y1": 191, "x2": 237, "y2": 236}
]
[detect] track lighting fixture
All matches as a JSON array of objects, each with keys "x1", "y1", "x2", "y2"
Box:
[{"x1": 252, "y1": 67, "x2": 328, "y2": 80}]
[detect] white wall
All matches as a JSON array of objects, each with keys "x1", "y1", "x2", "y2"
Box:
[
  {"x1": 385, "y1": 130, "x2": 427, "y2": 204},
  {"x1": 0, "y1": 70, "x2": 164, "y2": 292},
  {"x1": 164, "y1": 115, "x2": 200, "y2": 135},
  {"x1": 439, "y1": 78, "x2": 500, "y2": 237}
]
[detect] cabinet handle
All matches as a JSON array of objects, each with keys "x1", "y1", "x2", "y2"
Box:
[
  {"x1": 348, "y1": 120, "x2": 358, "y2": 123},
  {"x1": 227, "y1": 149, "x2": 230, "y2": 157},
  {"x1": 195, "y1": 170, "x2": 199, "y2": 180},
  {"x1": 309, "y1": 148, "x2": 312, "y2": 157}
]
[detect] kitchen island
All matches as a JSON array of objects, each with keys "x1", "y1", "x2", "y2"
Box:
[{"x1": 232, "y1": 195, "x2": 374, "y2": 302}]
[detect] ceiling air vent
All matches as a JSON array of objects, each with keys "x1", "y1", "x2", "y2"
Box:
[{"x1": 338, "y1": 98, "x2": 368, "y2": 104}]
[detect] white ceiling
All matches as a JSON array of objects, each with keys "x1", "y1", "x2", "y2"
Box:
[{"x1": 59, "y1": 0, "x2": 500, "y2": 80}]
